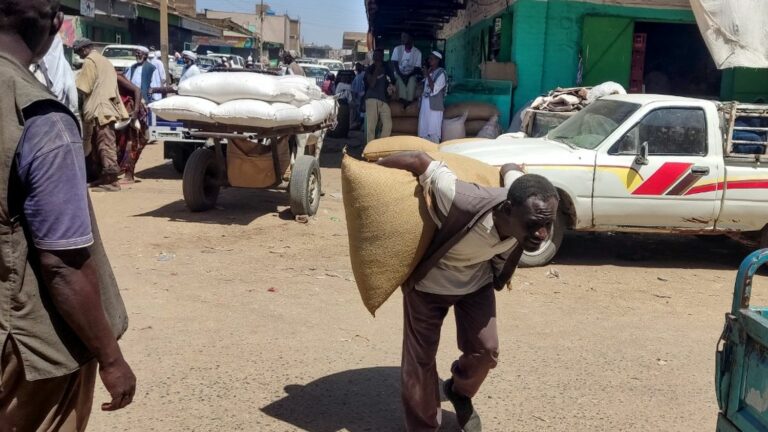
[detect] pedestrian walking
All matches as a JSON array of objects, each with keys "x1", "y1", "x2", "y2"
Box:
[
  {"x1": 74, "y1": 37, "x2": 131, "y2": 191},
  {"x1": 31, "y1": 34, "x2": 78, "y2": 114},
  {"x1": 125, "y1": 46, "x2": 162, "y2": 103},
  {"x1": 179, "y1": 50, "x2": 201, "y2": 83},
  {"x1": 418, "y1": 51, "x2": 447, "y2": 143},
  {"x1": 283, "y1": 51, "x2": 305, "y2": 76},
  {"x1": 364, "y1": 48, "x2": 397, "y2": 144},
  {"x1": 391, "y1": 32, "x2": 422, "y2": 105},
  {"x1": 0, "y1": 2, "x2": 135, "y2": 430},
  {"x1": 115, "y1": 74, "x2": 147, "y2": 184},
  {"x1": 350, "y1": 62, "x2": 366, "y2": 130},
  {"x1": 377, "y1": 152, "x2": 559, "y2": 432},
  {"x1": 149, "y1": 50, "x2": 167, "y2": 87}
]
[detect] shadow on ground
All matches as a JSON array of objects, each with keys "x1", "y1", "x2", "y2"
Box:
[
  {"x1": 260, "y1": 367, "x2": 459, "y2": 432},
  {"x1": 134, "y1": 187, "x2": 293, "y2": 225},
  {"x1": 554, "y1": 232, "x2": 749, "y2": 270},
  {"x1": 135, "y1": 158, "x2": 182, "y2": 180}
]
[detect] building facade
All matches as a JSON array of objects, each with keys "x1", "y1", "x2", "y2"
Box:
[{"x1": 437, "y1": 0, "x2": 768, "y2": 115}]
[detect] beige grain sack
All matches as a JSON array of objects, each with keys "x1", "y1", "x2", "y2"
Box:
[
  {"x1": 445, "y1": 102, "x2": 500, "y2": 121},
  {"x1": 342, "y1": 152, "x2": 500, "y2": 315},
  {"x1": 363, "y1": 136, "x2": 438, "y2": 161},
  {"x1": 391, "y1": 117, "x2": 419, "y2": 135}
]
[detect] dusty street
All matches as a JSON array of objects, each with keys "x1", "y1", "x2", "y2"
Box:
[{"x1": 86, "y1": 140, "x2": 763, "y2": 431}]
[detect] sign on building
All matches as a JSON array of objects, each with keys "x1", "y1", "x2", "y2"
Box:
[{"x1": 80, "y1": 0, "x2": 95, "y2": 18}]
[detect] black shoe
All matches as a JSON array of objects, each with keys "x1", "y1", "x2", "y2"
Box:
[{"x1": 443, "y1": 378, "x2": 482, "y2": 432}]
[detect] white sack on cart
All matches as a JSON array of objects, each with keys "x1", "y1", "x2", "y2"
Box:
[
  {"x1": 211, "y1": 100, "x2": 306, "y2": 128},
  {"x1": 278, "y1": 75, "x2": 323, "y2": 95},
  {"x1": 301, "y1": 99, "x2": 337, "y2": 125},
  {"x1": 148, "y1": 96, "x2": 217, "y2": 122},
  {"x1": 179, "y1": 72, "x2": 295, "y2": 104}
]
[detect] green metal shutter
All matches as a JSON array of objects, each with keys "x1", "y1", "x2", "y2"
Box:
[{"x1": 581, "y1": 16, "x2": 634, "y2": 88}]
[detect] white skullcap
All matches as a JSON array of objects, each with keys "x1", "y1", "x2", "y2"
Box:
[
  {"x1": 155, "y1": 50, "x2": 162, "y2": 58},
  {"x1": 431, "y1": 51, "x2": 443, "y2": 60},
  {"x1": 182, "y1": 50, "x2": 197, "y2": 61},
  {"x1": 136, "y1": 46, "x2": 149, "y2": 54}
]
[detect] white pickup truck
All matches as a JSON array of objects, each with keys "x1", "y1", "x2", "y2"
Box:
[{"x1": 442, "y1": 94, "x2": 768, "y2": 266}]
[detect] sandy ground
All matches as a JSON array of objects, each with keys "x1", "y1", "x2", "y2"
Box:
[{"x1": 85, "y1": 135, "x2": 765, "y2": 431}]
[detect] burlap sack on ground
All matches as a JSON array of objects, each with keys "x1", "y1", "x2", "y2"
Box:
[
  {"x1": 342, "y1": 152, "x2": 500, "y2": 315},
  {"x1": 445, "y1": 102, "x2": 500, "y2": 121},
  {"x1": 363, "y1": 136, "x2": 438, "y2": 161},
  {"x1": 391, "y1": 117, "x2": 419, "y2": 135},
  {"x1": 389, "y1": 101, "x2": 420, "y2": 117}
]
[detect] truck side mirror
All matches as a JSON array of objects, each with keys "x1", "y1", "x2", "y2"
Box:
[{"x1": 635, "y1": 141, "x2": 649, "y2": 166}]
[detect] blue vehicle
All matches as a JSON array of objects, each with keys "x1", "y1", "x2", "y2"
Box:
[{"x1": 716, "y1": 249, "x2": 768, "y2": 431}]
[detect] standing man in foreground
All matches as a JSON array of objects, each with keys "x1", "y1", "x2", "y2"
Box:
[
  {"x1": 364, "y1": 48, "x2": 396, "y2": 144},
  {"x1": 0, "y1": 0, "x2": 135, "y2": 430},
  {"x1": 391, "y1": 32, "x2": 422, "y2": 105},
  {"x1": 377, "y1": 152, "x2": 558, "y2": 432},
  {"x1": 74, "y1": 37, "x2": 131, "y2": 191}
]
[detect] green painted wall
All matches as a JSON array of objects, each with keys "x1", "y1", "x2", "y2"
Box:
[{"x1": 721, "y1": 68, "x2": 768, "y2": 102}]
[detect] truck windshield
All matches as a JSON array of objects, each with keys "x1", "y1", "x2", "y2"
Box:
[{"x1": 547, "y1": 100, "x2": 640, "y2": 149}]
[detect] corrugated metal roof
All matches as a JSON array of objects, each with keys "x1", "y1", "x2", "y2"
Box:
[{"x1": 366, "y1": 0, "x2": 467, "y2": 40}]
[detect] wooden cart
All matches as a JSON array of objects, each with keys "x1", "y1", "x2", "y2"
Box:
[{"x1": 179, "y1": 120, "x2": 334, "y2": 217}]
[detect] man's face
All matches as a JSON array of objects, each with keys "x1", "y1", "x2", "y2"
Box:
[
  {"x1": 75, "y1": 46, "x2": 91, "y2": 59},
  {"x1": 183, "y1": 56, "x2": 193, "y2": 65},
  {"x1": 501, "y1": 197, "x2": 558, "y2": 252},
  {"x1": 135, "y1": 51, "x2": 146, "y2": 62},
  {"x1": 32, "y1": 10, "x2": 62, "y2": 62},
  {"x1": 401, "y1": 33, "x2": 411, "y2": 46}
]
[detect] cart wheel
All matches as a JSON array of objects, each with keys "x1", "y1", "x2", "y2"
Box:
[
  {"x1": 183, "y1": 148, "x2": 221, "y2": 212},
  {"x1": 289, "y1": 155, "x2": 321, "y2": 217}
]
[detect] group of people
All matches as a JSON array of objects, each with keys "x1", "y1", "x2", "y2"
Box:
[{"x1": 351, "y1": 32, "x2": 448, "y2": 145}]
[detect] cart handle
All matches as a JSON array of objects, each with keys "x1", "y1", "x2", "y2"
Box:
[{"x1": 732, "y1": 248, "x2": 768, "y2": 314}]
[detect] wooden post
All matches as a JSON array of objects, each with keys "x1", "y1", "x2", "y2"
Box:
[
  {"x1": 259, "y1": 0, "x2": 265, "y2": 63},
  {"x1": 160, "y1": 0, "x2": 170, "y2": 83}
]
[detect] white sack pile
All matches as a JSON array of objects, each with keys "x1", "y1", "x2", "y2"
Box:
[{"x1": 149, "y1": 72, "x2": 337, "y2": 128}]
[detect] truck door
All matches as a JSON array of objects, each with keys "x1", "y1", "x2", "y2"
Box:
[{"x1": 592, "y1": 106, "x2": 722, "y2": 229}]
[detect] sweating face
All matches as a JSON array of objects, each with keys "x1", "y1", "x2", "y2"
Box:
[{"x1": 502, "y1": 197, "x2": 558, "y2": 252}]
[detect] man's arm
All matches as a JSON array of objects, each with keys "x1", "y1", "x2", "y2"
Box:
[
  {"x1": 38, "y1": 249, "x2": 136, "y2": 411},
  {"x1": 17, "y1": 109, "x2": 135, "y2": 411},
  {"x1": 500, "y1": 163, "x2": 526, "y2": 186},
  {"x1": 116, "y1": 74, "x2": 142, "y2": 118},
  {"x1": 376, "y1": 151, "x2": 433, "y2": 176}
]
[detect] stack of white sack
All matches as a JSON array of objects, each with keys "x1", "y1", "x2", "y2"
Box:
[{"x1": 148, "y1": 72, "x2": 337, "y2": 128}]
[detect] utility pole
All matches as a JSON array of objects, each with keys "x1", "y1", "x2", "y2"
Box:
[
  {"x1": 258, "y1": 0, "x2": 265, "y2": 63},
  {"x1": 160, "y1": 0, "x2": 170, "y2": 83}
]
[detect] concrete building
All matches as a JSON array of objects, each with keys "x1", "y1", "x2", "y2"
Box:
[{"x1": 204, "y1": 8, "x2": 302, "y2": 54}]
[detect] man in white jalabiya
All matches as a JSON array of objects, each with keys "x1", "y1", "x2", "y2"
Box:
[{"x1": 418, "y1": 51, "x2": 447, "y2": 143}]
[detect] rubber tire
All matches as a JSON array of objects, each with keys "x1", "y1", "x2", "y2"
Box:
[
  {"x1": 183, "y1": 149, "x2": 221, "y2": 212},
  {"x1": 519, "y1": 211, "x2": 566, "y2": 268},
  {"x1": 289, "y1": 155, "x2": 321, "y2": 216}
]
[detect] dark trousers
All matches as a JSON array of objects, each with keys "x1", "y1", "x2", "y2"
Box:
[{"x1": 401, "y1": 285, "x2": 499, "y2": 432}]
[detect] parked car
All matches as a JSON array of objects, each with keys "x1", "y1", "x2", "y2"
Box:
[
  {"x1": 197, "y1": 55, "x2": 218, "y2": 72},
  {"x1": 442, "y1": 94, "x2": 768, "y2": 267},
  {"x1": 318, "y1": 59, "x2": 344, "y2": 72},
  {"x1": 298, "y1": 63, "x2": 330, "y2": 88},
  {"x1": 102, "y1": 44, "x2": 144, "y2": 73},
  {"x1": 206, "y1": 53, "x2": 245, "y2": 69}
]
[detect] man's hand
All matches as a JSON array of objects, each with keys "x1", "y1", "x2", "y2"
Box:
[{"x1": 99, "y1": 356, "x2": 136, "y2": 411}]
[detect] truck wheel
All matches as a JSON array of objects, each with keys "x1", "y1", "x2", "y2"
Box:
[
  {"x1": 289, "y1": 155, "x2": 321, "y2": 217},
  {"x1": 183, "y1": 149, "x2": 220, "y2": 212},
  {"x1": 519, "y1": 211, "x2": 566, "y2": 268}
]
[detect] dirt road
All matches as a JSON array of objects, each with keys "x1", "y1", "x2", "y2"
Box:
[{"x1": 86, "y1": 140, "x2": 762, "y2": 431}]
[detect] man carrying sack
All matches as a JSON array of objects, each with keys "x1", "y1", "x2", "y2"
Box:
[{"x1": 377, "y1": 152, "x2": 559, "y2": 432}]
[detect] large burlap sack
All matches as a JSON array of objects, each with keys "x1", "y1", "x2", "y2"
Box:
[
  {"x1": 211, "y1": 100, "x2": 305, "y2": 128},
  {"x1": 343, "y1": 152, "x2": 500, "y2": 315},
  {"x1": 442, "y1": 111, "x2": 468, "y2": 141},
  {"x1": 476, "y1": 115, "x2": 502, "y2": 139},
  {"x1": 148, "y1": 96, "x2": 217, "y2": 122},
  {"x1": 445, "y1": 102, "x2": 500, "y2": 121},
  {"x1": 363, "y1": 136, "x2": 438, "y2": 161},
  {"x1": 389, "y1": 101, "x2": 420, "y2": 117},
  {"x1": 464, "y1": 119, "x2": 488, "y2": 136},
  {"x1": 392, "y1": 117, "x2": 419, "y2": 135},
  {"x1": 227, "y1": 138, "x2": 290, "y2": 188}
]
